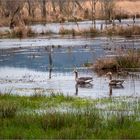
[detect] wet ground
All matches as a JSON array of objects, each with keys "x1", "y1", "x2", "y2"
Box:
[
  {"x1": 1, "y1": 19, "x2": 140, "y2": 34},
  {"x1": 0, "y1": 36, "x2": 140, "y2": 98}
]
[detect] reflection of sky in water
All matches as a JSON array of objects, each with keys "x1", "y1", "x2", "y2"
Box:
[
  {"x1": 0, "y1": 37, "x2": 105, "y2": 71},
  {"x1": 30, "y1": 19, "x2": 140, "y2": 33},
  {"x1": 0, "y1": 19, "x2": 140, "y2": 34},
  {"x1": 0, "y1": 36, "x2": 140, "y2": 72},
  {"x1": 0, "y1": 67, "x2": 140, "y2": 98},
  {"x1": 0, "y1": 36, "x2": 140, "y2": 98}
]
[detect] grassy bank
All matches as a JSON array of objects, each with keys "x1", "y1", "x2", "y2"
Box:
[
  {"x1": 93, "y1": 51, "x2": 140, "y2": 72},
  {"x1": 1, "y1": 25, "x2": 140, "y2": 39},
  {"x1": 0, "y1": 93, "x2": 140, "y2": 139}
]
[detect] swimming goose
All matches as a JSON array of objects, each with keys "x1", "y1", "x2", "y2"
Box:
[
  {"x1": 106, "y1": 72, "x2": 124, "y2": 86},
  {"x1": 74, "y1": 70, "x2": 93, "y2": 85}
]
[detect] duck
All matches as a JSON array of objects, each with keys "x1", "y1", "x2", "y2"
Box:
[
  {"x1": 106, "y1": 72, "x2": 124, "y2": 86},
  {"x1": 73, "y1": 70, "x2": 93, "y2": 85}
]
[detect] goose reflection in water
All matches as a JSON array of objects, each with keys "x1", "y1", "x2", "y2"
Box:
[
  {"x1": 75, "y1": 83, "x2": 93, "y2": 96},
  {"x1": 109, "y1": 84, "x2": 124, "y2": 98}
]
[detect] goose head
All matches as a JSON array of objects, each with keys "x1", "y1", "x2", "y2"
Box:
[
  {"x1": 106, "y1": 72, "x2": 112, "y2": 80},
  {"x1": 73, "y1": 69, "x2": 78, "y2": 80}
]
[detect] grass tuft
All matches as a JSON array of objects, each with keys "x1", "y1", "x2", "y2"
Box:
[{"x1": 0, "y1": 100, "x2": 18, "y2": 118}]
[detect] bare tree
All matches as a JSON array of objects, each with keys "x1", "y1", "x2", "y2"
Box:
[
  {"x1": 26, "y1": 0, "x2": 35, "y2": 17},
  {"x1": 89, "y1": 0, "x2": 98, "y2": 28},
  {"x1": 58, "y1": 0, "x2": 65, "y2": 13},
  {"x1": 101, "y1": 0, "x2": 116, "y2": 24},
  {"x1": 1, "y1": 0, "x2": 25, "y2": 28},
  {"x1": 38, "y1": 0, "x2": 47, "y2": 19}
]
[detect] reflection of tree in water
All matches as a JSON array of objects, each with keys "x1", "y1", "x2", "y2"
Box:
[{"x1": 45, "y1": 46, "x2": 53, "y2": 79}]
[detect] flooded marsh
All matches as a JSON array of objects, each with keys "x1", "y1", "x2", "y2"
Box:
[
  {"x1": 0, "y1": 93, "x2": 140, "y2": 139},
  {"x1": 0, "y1": 36, "x2": 140, "y2": 98}
]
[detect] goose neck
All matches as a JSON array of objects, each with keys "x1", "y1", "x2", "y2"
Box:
[{"x1": 75, "y1": 71, "x2": 78, "y2": 80}]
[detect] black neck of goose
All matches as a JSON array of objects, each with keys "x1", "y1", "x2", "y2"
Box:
[
  {"x1": 75, "y1": 71, "x2": 78, "y2": 80},
  {"x1": 109, "y1": 74, "x2": 112, "y2": 80}
]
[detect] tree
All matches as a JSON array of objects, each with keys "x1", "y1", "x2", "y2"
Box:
[
  {"x1": 101, "y1": 0, "x2": 116, "y2": 24},
  {"x1": 89, "y1": 0, "x2": 98, "y2": 28},
  {"x1": 39, "y1": 0, "x2": 47, "y2": 19},
  {"x1": 26, "y1": 0, "x2": 34, "y2": 17},
  {"x1": 2, "y1": 0, "x2": 25, "y2": 28}
]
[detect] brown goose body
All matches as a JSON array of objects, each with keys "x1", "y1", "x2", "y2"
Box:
[
  {"x1": 109, "y1": 79, "x2": 124, "y2": 86},
  {"x1": 106, "y1": 72, "x2": 124, "y2": 86},
  {"x1": 74, "y1": 70, "x2": 93, "y2": 85}
]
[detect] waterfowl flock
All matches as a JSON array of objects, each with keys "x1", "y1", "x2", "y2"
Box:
[{"x1": 74, "y1": 69, "x2": 125, "y2": 87}]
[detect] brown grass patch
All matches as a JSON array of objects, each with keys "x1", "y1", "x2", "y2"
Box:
[
  {"x1": 105, "y1": 25, "x2": 140, "y2": 37},
  {"x1": 10, "y1": 26, "x2": 35, "y2": 38},
  {"x1": 94, "y1": 57, "x2": 119, "y2": 71},
  {"x1": 94, "y1": 51, "x2": 140, "y2": 72}
]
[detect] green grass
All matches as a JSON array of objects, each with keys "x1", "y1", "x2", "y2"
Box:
[{"x1": 0, "y1": 93, "x2": 140, "y2": 139}]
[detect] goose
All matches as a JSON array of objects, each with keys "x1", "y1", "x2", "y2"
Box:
[
  {"x1": 74, "y1": 70, "x2": 93, "y2": 85},
  {"x1": 106, "y1": 72, "x2": 124, "y2": 86}
]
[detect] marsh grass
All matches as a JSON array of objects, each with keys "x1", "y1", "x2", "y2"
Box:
[
  {"x1": 116, "y1": 52, "x2": 140, "y2": 69},
  {"x1": 0, "y1": 94, "x2": 140, "y2": 139},
  {"x1": 1, "y1": 24, "x2": 140, "y2": 39},
  {"x1": 10, "y1": 26, "x2": 35, "y2": 38},
  {"x1": 59, "y1": 25, "x2": 140, "y2": 37},
  {"x1": 94, "y1": 51, "x2": 140, "y2": 71},
  {"x1": 80, "y1": 27, "x2": 100, "y2": 36},
  {"x1": 94, "y1": 57, "x2": 119, "y2": 71},
  {"x1": 0, "y1": 100, "x2": 18, "y2": 118},
  {"x1": 59, "y1": 27, "x2": 100, "y2": 37},
  {"x1": 59, "y1": 27, "x2": 76, "y2": 36},
  {"x1": 105, "y1": 26, "x2": 140, "y2": 37}
]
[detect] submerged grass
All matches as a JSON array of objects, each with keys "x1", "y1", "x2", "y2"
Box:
[{"x1": 0, "y1": 94, "x2": 140, "y2": 139}]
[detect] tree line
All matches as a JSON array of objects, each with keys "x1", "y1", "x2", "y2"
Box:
[{"x1": 0, "y1": 0, "x2": 118, "y2": 28}]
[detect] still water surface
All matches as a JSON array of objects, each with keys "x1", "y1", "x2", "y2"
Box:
[{"x1": 0, "y1": 36, "x2": 140, "y2": 98}]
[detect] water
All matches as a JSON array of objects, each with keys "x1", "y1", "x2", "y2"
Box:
[
  {"x1": 31, "y1": 19, "x2": 140, "y2": 34},
  {"x1": 1, "y1": 19, "x2": 140, "y2": 34},
  {"x1": 0, "y1": 36, "x2": 140, "y2": 98}
]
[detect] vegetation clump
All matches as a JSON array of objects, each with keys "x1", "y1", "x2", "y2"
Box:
[
  {"x1": 0, "y1": 100, "x2": 18, "y2": 118},
  {"x1": 94, "y1": 58, "x2": 119, "y2": 71},
  {"x1": 10, "y1": 26, "x2": 35, "y2": 38},
  {"x1": 105, "y1": 26, "x2": 140, "y2": 37},
  {"x1": 93, "y1": 51, "x2": 140, "y2": 72}
]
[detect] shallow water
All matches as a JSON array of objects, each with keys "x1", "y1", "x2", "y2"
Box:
[
  {"x1": 1, "y1": 19, "x2": 140, "y2": 34},
  {"x1": 31, "y1": 19, "x2": 140, "y2": 34},
  {"x1": 0, "y1": 36, "x2": 140, "y2": 98}
]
